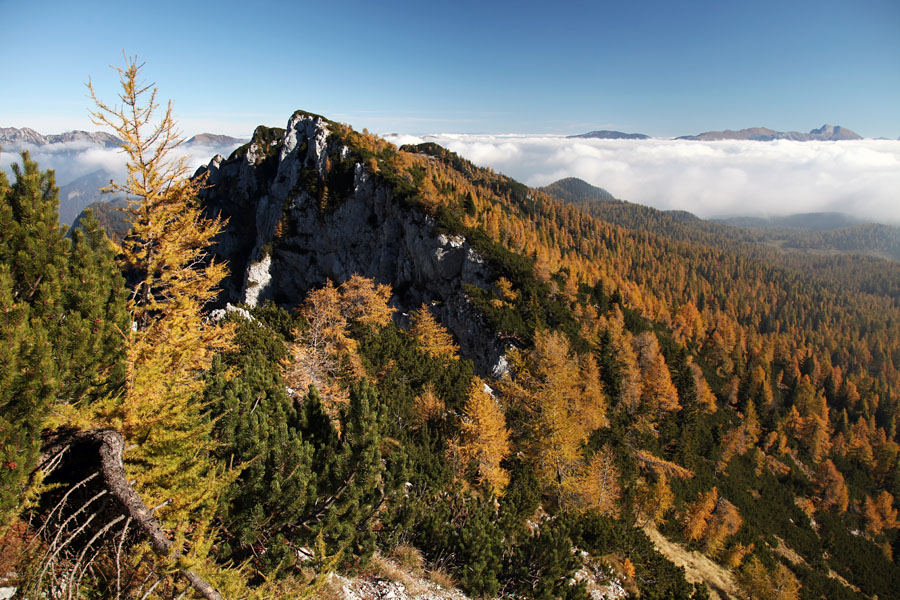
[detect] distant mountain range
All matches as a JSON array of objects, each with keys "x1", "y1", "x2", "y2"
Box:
[
  {"x1": 568, "y1": 130, "x2": 650, "y2": 140},
  {"x1": 0, "y1": 127, "x2": 123, "y2": 148},
  {"x1": 675, "y1": 124, "x2": 862, "y2": 142},
  {"x1": 1, "y1": 126, "x2": 244, "y2": 149},
  {"x1": 568, "y1": 124, "x2": 869, "y2": 141},
  {"x1": 2, "y1": 126, "x2": 246, "y2": 224}
]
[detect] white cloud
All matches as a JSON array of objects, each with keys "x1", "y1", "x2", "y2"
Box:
[
  {"x1": 1, "y1": 140, "x2": 242, "y2": 187},
  {"x1": 384, "y1": 134, "x2": 900, "y2": 224}
]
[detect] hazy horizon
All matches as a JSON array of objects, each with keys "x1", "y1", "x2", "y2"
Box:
[{"x1": 4, "y1": 122, "x2": 900, "y2": 225}]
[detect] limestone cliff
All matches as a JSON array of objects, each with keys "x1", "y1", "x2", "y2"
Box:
[{"x1": 198, "y1": 111, "x2": 506, "y2": 374}]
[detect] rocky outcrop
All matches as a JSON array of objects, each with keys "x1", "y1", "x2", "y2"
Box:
[{"x1": 198, "y1": 111, "x2": 506, "y2": 374}]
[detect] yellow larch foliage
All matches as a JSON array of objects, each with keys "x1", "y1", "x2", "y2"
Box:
[
  {"x1": 503, "y1": 330, "x2": 608, "y2": 509},
  {"x1": 704, "y1": 497, "x2": 742, "y2": 555},
  {"x1": 457, "y1": 377, "x2": 511, "y2": 496},
  {"x1": 286, "y1": 280, "x2": 352, "y2": 400},
  {"x1": 876, "y1": 491, "x2": 899, "y2": 530},
  {"x1": 575, "y1": 445, "x2": 622, "y2": 517},
  {"x1": 865, "y1": 495, "x2": 885, "y2": 536},
  {"x1": 865, "y1": 491, "x2": 899, "y2": 535},
  {"x1": 633, "y1": 472, "x2": 674, "y2": 527},
  {"x1": 716, "y1": 403, "x2": 761, "y2": 474},
  {"x1": 84, "y1": 55, "x2": 238, "y2": 582},
  {"x1": 723, "y1": 542, "x2": 754, "y2": 568},
  {"x1": 578, "y1": 354, "x2": 610, "y2": 431},
  {"x1": 689, "y1": 359, "x2": 718, "y2": 413},
  {"x1": 413, "y1": 384, "x2": 446, "y2": 426},
  {"x1": 632, "y1": 449, "x2": 693, "y2": 480},
  {"x1": 602, "y1": 308, "x2": 642, "y2": 414},
  {"x1": 409, "y1": 303, "x2": 459, "y2": 359},
  {"x1": 634, "y1": 331, "x2": 681, "y2": 416},
  {"x1": 684, "y1": 487, "x2": 719, "y2": 542},
  {"x1": 287, "y1": 275, "x2": 394, "y2": 402},
  {"x1": 495, "y1": 276, "x2": 518, "y2": 303},
  {"x1": 739, "y1": 558, "x2": 801, "y2": 600},
  {"x1": 339, "y1": 274, "x2": 395, "y2": 328},
  {"x1": 815, "y1": 459, "x2": 850, "y2": 513},
  {"x1": 673, "y1": 301, "x2": 705, "y2": 344}
]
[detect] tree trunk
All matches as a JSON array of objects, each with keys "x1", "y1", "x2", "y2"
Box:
[{"x1": 42, "y1": 429, "x2": 223, "y2": 600}]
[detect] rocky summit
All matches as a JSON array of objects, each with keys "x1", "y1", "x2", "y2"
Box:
[{"x1": 199, "y1": 111, "x2": 507, "y2": 375}]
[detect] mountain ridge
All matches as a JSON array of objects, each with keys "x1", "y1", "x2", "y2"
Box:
[
  {"x1": 568, "y1": 130, "x2": 650, "y2": 140},
  {"x1": 1, "y1": 126, "x2": 246, "y2": 149},
  {"x1": 55, "y1": 108, "x2": 900, "y2": 599},
  {"x1": 675, "y1": 124, "x2": 862, "y2": 141}
]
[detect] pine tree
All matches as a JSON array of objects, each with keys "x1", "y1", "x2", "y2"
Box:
[
  {"x1": 0, "y1": 157, "x2": 59, "y2": 530},
  {"x1": 0, "y1": 155, "x2": 127, "y2": 531},
  {"x1": 318, "y1": 380, "x2": 393, "y2": 561},
  {"x1": 205, "y1": 318, "x2": 314, "y2": 574}
]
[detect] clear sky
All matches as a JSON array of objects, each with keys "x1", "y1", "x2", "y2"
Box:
[{"x1": 1, "y1": 0, "x2": 899, "y2": 138}]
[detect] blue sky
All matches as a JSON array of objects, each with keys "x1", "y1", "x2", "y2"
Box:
[{"x1": 1, "y1": 0, "x2": 899, "y2": 138}]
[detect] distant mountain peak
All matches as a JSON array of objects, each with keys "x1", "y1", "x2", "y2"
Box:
[
  {"x1": 186, "y1": 133, "x2": 245, "y2": 146},
  {"x1": 540, "y1": 177, "x2": 616, "y2": 203},
  {"x1": 568, "y1": 130, "x2": 650, "y2": 140}
]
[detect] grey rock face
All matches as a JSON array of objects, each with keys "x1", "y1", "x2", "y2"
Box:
[{"x1": 199, "y1": 113, "x2": 505, "y2": 374}]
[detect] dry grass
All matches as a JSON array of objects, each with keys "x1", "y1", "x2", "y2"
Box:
[
  {"x1": 316, "y1": 576, "x2": 346, "y2": 600},
  {"x1": 643, "y1": 525, "x2": 742, "y2": 600},
  {"x1": 367, "y1": 552, "x2": 408, "y2": 583},
  {"x1": 366, "y1": 552, "x2": 426, "y2": 595},
  {"x1": 390, "y1": 543, "x2": 425, "y2": 574},
  {"x1": 773, "y1": 537, "x2": 805, "y2": 566},
  {"x1": 426, "y1": 566, "x2": 455, "y2": 590}
]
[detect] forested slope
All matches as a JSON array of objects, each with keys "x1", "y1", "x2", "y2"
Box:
[{"x1": 3, "y1": 92, "x2": 899, "y2": 599}]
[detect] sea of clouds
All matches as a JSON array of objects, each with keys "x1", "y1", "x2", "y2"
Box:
[
  {"x1": 5, "y1": 132, "x2": 899, "y2": 225},
  {"x1": 1, "y1": 139, "x2": 242, "y2": 188},
  {"x1": 384, "y1": 134, "x2": 900, "y2": 224}
]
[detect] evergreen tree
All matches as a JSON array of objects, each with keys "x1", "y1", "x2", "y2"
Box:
[
  {"x1": 0, "y1": 156, "x2": 59, "y2": 530},
  {"x1": 0, "y1": 155, "x2": 127, "y2": 531},
  {"x1": 205, "y1": 316, "x2": 313, "y2": 574}
]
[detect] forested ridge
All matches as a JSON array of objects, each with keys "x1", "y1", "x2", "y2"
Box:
[{"x1": 2, "y1": 60, "x2": 899, "y2": 600}]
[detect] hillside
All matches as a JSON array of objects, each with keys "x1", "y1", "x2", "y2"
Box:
[
  {"x1": 539, "y1": 177, "x2": 900, "y2": 268},
  {"x1": 196, "y1": 113, "x2": 900, "y2": 597},
  {"x1": 5, "y1": 109, "x2": 900, "y2": 600}
]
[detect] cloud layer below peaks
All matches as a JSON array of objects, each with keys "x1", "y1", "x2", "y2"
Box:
[{"x1": 386, "y1": 134, "x2": 900, "y2": 223}]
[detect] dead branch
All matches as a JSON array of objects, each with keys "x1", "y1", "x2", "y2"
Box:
[{"x1": 40, "y1": 429, "x2": 223, "y2": 600}]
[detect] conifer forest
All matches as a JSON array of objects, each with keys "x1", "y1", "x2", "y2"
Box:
[{"x1": 2, "y1": 58, "x2": 900, "y2": 600}]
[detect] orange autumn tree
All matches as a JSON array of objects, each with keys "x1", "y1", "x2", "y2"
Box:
[
  {"x1": 286, "y1": 275, "x2": 394, "y2": 399},
  {"x1": 503, "y1": 330, "x2": 608, "y2": 509},
  {"x1": 456, "y1": 377, "x2": 511, "y2": 496},
  {"x1": 409, "y1": 303, "x2": 458, "y2": 359},
  {"x1": 78, "y1": 55, "x2": 238, "y2": 595}
]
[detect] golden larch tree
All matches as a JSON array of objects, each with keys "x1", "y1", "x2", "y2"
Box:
[
  {"x1": 83, "y1": 55, "x2": 238, "y2": 598},
  {"x1": 457, "y1": 377, "x2": 511, "y2": 496},
  {"x1": 409, "y1": 303, "x2": 459, "y2": 359}
]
